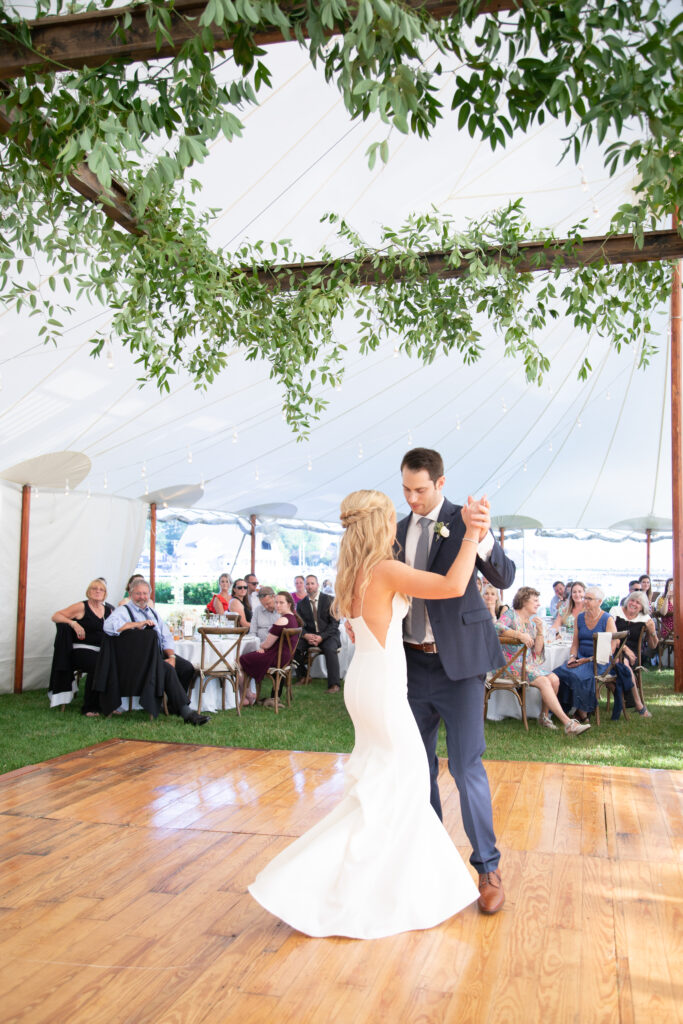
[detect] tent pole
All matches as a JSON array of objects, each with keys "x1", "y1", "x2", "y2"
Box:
[
  {"x1": 149, "y1": 502, "x2": 157, "y2": 601},
  {"x1": 499, "y1": 526, "x2": 505, "y2": 600},
  {"x1": 671, "y1": 211, "x2": 682, "y2": 693},
  {"x1": 646, "y1": 528, "x2": 651, "y2": 576},
  {"x1": 13, "y1": 483, "x2": 30, "y2": 694},
  {"x1": 250, "y1": 515, "x2": 256, "y2": 574}
]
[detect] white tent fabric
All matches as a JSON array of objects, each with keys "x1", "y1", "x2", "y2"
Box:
[
  {"x1": 0, "y1": 482, "x2": 146, "y2": 693},
  {"x1": 0, "y1": 37, "x2": 674, "y2": 529}
]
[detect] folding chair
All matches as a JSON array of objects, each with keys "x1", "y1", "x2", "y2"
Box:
[
  {"x1": 303, "y1": 644, "x2": 342, "y2": 685},
  {"x1": 197, "y1": 626, "x2": 248, "y2": 714},
  {"x1": 259, "y1": 628, "x2": 302, "y2": 713},
  {"x1": 484, "y1": 640, "x2": 529, "y2": 730},
  {"x1": 593, "y1": 630, "x2": 630, "y2": 725}
]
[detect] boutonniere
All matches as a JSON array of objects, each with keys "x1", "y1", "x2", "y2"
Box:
[{"x1": 434, "y1": 521, "x2": 450, "y2": 540}]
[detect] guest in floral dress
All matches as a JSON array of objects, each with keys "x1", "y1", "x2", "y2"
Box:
[{"x1": 495, "y1": 587, "x2": 590, "y2": 736}]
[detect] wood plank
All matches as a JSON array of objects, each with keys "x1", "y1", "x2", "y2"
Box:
[{"x1": 0, "y1": 741, "x2": 680, "y2": 1024}]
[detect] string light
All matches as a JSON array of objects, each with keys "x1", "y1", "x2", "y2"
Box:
[
  {"x1": 523, "y1": 462, "x2": 528, "y2": 472},
  {"x1": 87, "y1": 488, "x2": 91, "y2": 499},
  {"x1": 144, "y1": 480, "x2": 149, "y2": 495},
  {"x1": 606, "y1": 389, "x2": 611, "y2": 401},
  {"x1": 141, "y1": 461, "x2": 147, "y2": 478},
  {"x1": 393, "y1": 346, "x2": 399, "y2": 358},
  {"x1": 254, "y1": 467, "x2": 260, "y2": 481},
  {"x1": 200, "y1": 476, "x2": 205, "y2": 489},
  {"x1": 105, "y1": 339, "x2": 114, "y2": 369},
  {"x1": 407, "y1": 430, "x2": 413, "y2": 444},
  {"x1": 592, "y1": 201, "x2": 600, "y2": 217},
  {"x1": 576, "y1": 418, "x2": 582, "y2": 428},
  {"x1": 548, "y1": 442, "x2": 553, "y2": 453},
  {"x1": 232, "y1": 429, "x2": 238, "y2": 443},
  {"x1": 103, "y1": 473, "x2": 108, "y2": 490},
  {"x1": 64, "y1": 478, "x2": 69, "y2": 495},
  {"x1": 187, "y1": 447, "x2": 193, "y2": 464},
  {"x1": 307, "y1": 457, "x2": 313, "y2": 471},
  {"x1": 501, "y1": 400, "x2": 507, "y2": 413},
  {"x1": 456, "y1": 418, "x2": 461, "y2": 430},
  {"x1": 358, "y1": 443, "x2": 363, "y2": 459}
]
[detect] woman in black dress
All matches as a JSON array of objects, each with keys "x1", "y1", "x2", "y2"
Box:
[
  {"x1": 50, "y1": 578, "x2": 114, "y2": 714},
  {"x1": 239, "y1": 591, "x2": 301, "y2": 706}
]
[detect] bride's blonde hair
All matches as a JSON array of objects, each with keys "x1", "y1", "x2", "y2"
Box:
[{"x1": 333, "y1": 490, "x2": 397, "y2": 619}]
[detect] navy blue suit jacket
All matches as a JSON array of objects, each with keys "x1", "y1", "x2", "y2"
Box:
[{"x1": 396, "y1": 497, "x2": 516, "y2": 681}]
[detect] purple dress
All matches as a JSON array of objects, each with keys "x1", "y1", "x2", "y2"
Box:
[{"x1": 240, "y1": 614, "x2": 299, "y2": 683}]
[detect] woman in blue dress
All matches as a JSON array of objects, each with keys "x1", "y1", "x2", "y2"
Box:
[{"x1": 554, "y1": 586, "x2": 651, "y2": 719}]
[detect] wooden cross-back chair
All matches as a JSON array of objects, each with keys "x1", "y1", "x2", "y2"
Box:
[
  {"x1": 302, "y1": 643, "x2": 342, "y2": 685},
  {"x1": 484, "y1": 640, "x2": 529, "y2": 730},
  {"x1": 257, "y1": 627, "x2": 302, "y2": 713},
  {"x1": 592, "y1": 630, "x2": 630, "y2": 725},
  {"x1": 197, "y1": 626, "x2": 248, "y2": 714}
]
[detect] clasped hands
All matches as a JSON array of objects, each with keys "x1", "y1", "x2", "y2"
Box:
[
  {"x1": 461, "y1": 494, "x2": 491, "y2": 541},
  {"x1": 304, "y1": 633, "x2": 322, "y2": 646}
]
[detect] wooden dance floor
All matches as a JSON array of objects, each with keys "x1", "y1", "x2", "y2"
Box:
[{"x1": 0, "y1": 741, "x2": 680, "y2": 1024}]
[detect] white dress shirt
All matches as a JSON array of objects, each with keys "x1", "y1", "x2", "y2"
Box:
[{"x1": 403, "y1": 498, "x2": 494, "y2": 643}]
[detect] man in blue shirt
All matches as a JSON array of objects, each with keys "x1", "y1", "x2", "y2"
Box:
[
  {"x1": 104, "y1": 579, "x2": 207, "y2": 725},
  {"x1": 549, "y1": 581, "x2": 566, "y2": 616}
]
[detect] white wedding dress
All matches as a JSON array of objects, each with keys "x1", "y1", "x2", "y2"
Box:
[{"x1": 248, "y1": 594, "x2": 479, "y2": 938}]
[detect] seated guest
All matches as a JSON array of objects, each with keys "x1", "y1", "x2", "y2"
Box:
[
  {"x1": 615, "y1": 590, "x2": 659, "y2": 676},
  {"x1": 552, "y1": 580, "x2": 585, "y2": 634},
  {"x1": 294, "y1": 574, "x2": 342, "y2": 693},
  {"x1": 482, "y1": 583, "x2": 508, "y2": 621},
  {"x1": 638, "y1": 574, "x2": 653, "y2": 607},
  {"x1": 291, "y1": 575, "x2": 307, "y2": 606},
  {"x1": 554, "y1": 586, "x2": 650, "y2": 721},
  {"x1": 206, "y1": 573, "x2": 232, "y2": 617},
  {"x1": 50, "y1": 578, "x2": 114, "y2": 715},
  {"x1": 620, "y1": 580, "x2": 642, "y2": 608},
  {"x1": 103, "y1": 579, "x2": 207, "y2": 724},
  {"x1": 321, "y1": 578, "x2": 335, "y2": 596},
  {"x1": 245, "y1": 574, "x2": 260, "y2": 618},
  {"x1": 227, "y1": 579, "x2": 251, "y2": 627},
  {"x1": 495, "y1": 587, "x2": 589, "y2": 735},
  {"x1": 239, "y1": 592, "x2": 302, "y2": 707},
  {"x1": 549, "y1": 580, "x2": 566, "y2": 617},
  {"x1": 249, "y1": 586, "x2": 280, "y2": 641},
  {"x1": 654, "y1": 578, "x2": 674, "y2": 641},
  {"x1": 118, "y1": 573, "x2": 146, "y2": 606}
]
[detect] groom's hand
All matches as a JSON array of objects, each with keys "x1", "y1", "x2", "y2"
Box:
[{"x1": 463, "y1": 494, "x2": 490, "y2": 542}]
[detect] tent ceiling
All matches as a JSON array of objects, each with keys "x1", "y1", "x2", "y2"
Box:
[{"x1": 0, "y1": 38, "x2": 673, "y2": 528}]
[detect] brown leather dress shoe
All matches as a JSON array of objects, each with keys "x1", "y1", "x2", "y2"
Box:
[{"x1": 477, "y1": 870, "x2": 505, "y2": 914}]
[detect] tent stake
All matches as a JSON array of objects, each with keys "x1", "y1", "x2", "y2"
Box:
[{"x1": 13, "y1": 483, "x2": 30, "y2": 694}]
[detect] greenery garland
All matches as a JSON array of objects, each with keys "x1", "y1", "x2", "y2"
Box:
[{"x1": 0, "y1": 0, "x2": 680, "y2": 435}]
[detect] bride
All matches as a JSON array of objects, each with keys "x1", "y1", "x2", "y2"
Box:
[{"x1": 248, "y1": 488, "x2": 489, "y2": 939}]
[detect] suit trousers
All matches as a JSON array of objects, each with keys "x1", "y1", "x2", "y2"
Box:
[
  {"x1": 295, "y1": 638, "x2": 341, "y2": 689},
  {"x1": 173, "y1": 654, "x2": 196, "y2": 693},
  {"x1": 405, "y1": 646, "x2": 500, "y2": 875}
]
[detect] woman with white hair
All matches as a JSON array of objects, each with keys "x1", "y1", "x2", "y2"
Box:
[
  {"x1": 555, "y1": 586, "x2": 651, "y2": 719},
  {"x1": 615, "y1": 590, "x2": 659, "y2": 685}
]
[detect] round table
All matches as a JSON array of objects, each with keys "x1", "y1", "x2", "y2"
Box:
[{"x1": 485, "y1": 641, "x2": 572, "y2": 722}]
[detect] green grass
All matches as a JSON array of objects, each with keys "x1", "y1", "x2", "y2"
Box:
[{"x1": 1, "y1": 672, "x2": 680, "y2": 776}]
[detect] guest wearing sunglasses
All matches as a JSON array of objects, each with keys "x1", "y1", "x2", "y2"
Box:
[{"x1": 228, "y1": 580, "x2": 250, "y2": 628}]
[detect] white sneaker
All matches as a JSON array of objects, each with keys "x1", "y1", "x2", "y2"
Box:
[
  {"x1": 537, "y1": 713, "x2": 558, "y2": 730},
  {"x1": 565, "y1": 718, "x2": 590, "y2": 736}
]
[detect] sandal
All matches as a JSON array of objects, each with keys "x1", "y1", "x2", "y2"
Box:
[
  {"x1": 638, "y1": 706, "x2": 652, "y2": 718},
  {"x1": 564, "y1": 718, "x2": 590, "y2": 736},
  {"x1": 537, "y1": 713, "x2": 558, "y2": 730}
]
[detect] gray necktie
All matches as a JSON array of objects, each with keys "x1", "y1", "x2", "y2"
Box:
[{"x1": 411, "y1": 517, "x2": 431, "y2": 642}]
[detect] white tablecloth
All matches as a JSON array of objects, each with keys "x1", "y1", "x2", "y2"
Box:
[
  {"x1": 486, "y1": 641, "x2": 572, "y2": 723},
  {"x1": 116, "y1": 633, "x2": 259, "y2": 714}
]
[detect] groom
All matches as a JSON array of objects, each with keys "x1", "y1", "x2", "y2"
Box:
[{"x1": 397, "y1": 447, "x2": 516, "y2": 914}]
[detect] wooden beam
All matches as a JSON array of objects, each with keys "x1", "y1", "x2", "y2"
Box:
[
  {"x1": 671, "y1": 211, "x2": 682, "y2": 693},
  {"x1": 0, "y1": 1, "x2": 518, "y2": 79},
  {"x1": 0, "y1": 98, "x2": 140, "y2": 234},
  {"x1": 258, "y1": 229, "x2": 683, "y2": 287},
  {"x1": 13, "y1": 484, "x2": 30, "y2": 694}
]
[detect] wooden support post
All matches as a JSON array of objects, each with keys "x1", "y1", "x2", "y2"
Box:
[
  {"x1": 499, "y1": 526, "x2": 505, "y2": 549},
  {"x1": 13, "y1": 483, "x2": 30, "y2": 694},
  {"x1": 250, "y1": 514, "x2": 256, "y2": 575},
  {"x1": 671, "y1": 212, "x2": 682, "y2": 693},
  {"x1": 149, "y1": 502, "x2": 157, "y2": 602},
  {"x1": 645, "y1": 528, "x2": 651, "y2": 576}
]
